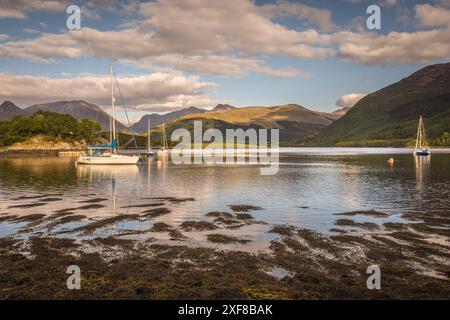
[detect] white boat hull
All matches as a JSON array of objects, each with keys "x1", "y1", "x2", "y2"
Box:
[
  {"x1": 76, "y1": 154, "x2": 140, "y2": 165},
  {"x1": 157, "y1": 149, "x2": 169, "y2": 155}
]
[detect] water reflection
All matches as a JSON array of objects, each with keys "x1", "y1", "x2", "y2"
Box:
[
  {"x1": 77, "y1": 164, "x2": 140, "y2": 217},
  {"x1": 414, "y1": 155, "x2": 431, "y2": 188},
  {"x1": 0, "y1": 157, "x2": 77, "y2": 191},
  {"x1": 76, "y1": 164, "x2": 140, "y2": 182},
  {"x1": 0, "y1": 151, "x2": 449, "y2": 232}
]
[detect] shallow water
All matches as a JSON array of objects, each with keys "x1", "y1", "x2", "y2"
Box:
[{"x1": 0, "y1": 148, "x2": 449, "y2": 237}]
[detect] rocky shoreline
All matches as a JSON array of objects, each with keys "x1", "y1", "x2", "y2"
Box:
[
  {"x1": 0, "y1": 149, "x2": 75, "y2": 158},
  {"x1": 0, "y1": 197, "x2": 449, "y2": 299},
  {"x1": 0, "y1": 135, "x2": 90, "y2": 158}
]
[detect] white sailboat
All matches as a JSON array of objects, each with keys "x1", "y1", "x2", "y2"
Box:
[
  {"x1": 157, "y1": 123, "x2": 169, "y2": 155},
  {"x1": 76, "y1": 65, "x2": 140, "y2": 165},
  {"x1": 414, "y1": 115, "x2": 431, "y2": 156},
  {"x1": 146, "y1": 117, "x2": 156, "y2": 156}
]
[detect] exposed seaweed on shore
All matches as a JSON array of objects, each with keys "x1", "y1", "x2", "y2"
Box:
[
  {"x1": 79, "y1": 198, "x2": 108, "y2": 204},
  {"x1": 11, "y1": 194, "x2": 63, "y2": 201},
  {"x1": 269, "y1": 225, "x2": 296, "y2": 236},
  {"x1": 229, "y1": 205, "x2": 263, "y2": 212},
  {"x1": 72, "y1": 214, "x2": 140, "y2": 233},
  {"x1": 142, "y1": 208, "x2": 171, "y2": 218},
  {"x1": 180, "y1": 221, "x2": 218, "y2": 231},
  {"x1": 144, "y1": 197, "x2": 196, "y2": 204},
  {"x1": 205, "y1": 211, "x2": 234, "y2": 219},
  {"x1": 335, "y1": 219, "x2": 380, "y2": 231},
  {"x1": 207, "y1": 234, "x2": 251, "y2": 244},
  {"x1": 121, "y1": 203, "x2": 165, "y2": 209},
  {"x1": 7, "y1": 202, "x2": 47, "y2": 209},
  {"x1": 150, "y1": 222, "x2": 187, "y2": 240},
  {"x1": 54, "y1": 204, "x2": 105, "y2": 213},
  {"x1": 334, "y1": 210, "x2": 389, "y2": 217},
  {"x1": 40, "y1": 198, "x2": 63, "y2": 202},
  {"x1": 0, "y1": 208, "x2": 449, "y2": 299}
]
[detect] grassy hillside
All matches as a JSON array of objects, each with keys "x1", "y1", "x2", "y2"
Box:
[
  {"x1": 309, "y1": 63, "x2": 450, "y2": 147},
  {"x1": 132, "y1": 117, "x2": 263, "y2": 148},
  {"x1": 173, "y1": 104, "x2": 332, "y2": 146},
  {"x1": 182, "y1": 104, "x2": 331, "y2": 128},
  {"x1": 131, "y1": 106, "x2": 206, "y2": 132}
]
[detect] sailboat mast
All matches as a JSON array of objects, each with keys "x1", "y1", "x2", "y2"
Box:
[
  {"x1": 419, "y1": 117, "x2": 422, "y2": 149},
  {"x1": 110, "y1": 64, "x2": 116, "y2": 154},
  {"x1": 161, "y1": 123, "x2": 164, "y2": 148},
  {"x1": 147, "y1": 117, "x2": 151, "y2": 152},
  {"x1": 416, "y1": 116, "x2": 421, "y2": 150},
  {"x1": 109, "y1": 112, "x2": 112, "y2": 148},
  {"x1": 162, "y1": 123, "x2": 167, "y2": 148},
  {"x1": 414, "y1": 115, "x2": 431, "y2": 155},
  {"x1": 421, "y1": 116, "x2": 428, "y2": 149}
]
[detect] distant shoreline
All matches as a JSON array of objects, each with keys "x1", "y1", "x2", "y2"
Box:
[
  {"x1": 1, "y1": 146, "x2": 450, "y2": 158},
  {"x1": 0, "y1": 149, "x2": 72, "y2": 158}
]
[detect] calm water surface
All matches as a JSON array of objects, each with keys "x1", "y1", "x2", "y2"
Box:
[{"x1": 1, "y1": 148, "x2": 449, "y2": 235}]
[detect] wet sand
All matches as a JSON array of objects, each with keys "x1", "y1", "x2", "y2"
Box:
[{"x1": 0, "y1": 197, "x2": 449, "y2": 299}]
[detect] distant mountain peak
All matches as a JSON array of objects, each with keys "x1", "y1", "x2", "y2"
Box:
[
  {"x1": 24, "y1": 100, "x2": 129, "y2": 133},
  {"x1": 1, "y1": 100, "x2": 19, "y2": 109},
  {"x1": 311, "y1": 62, "x2": 450, "y2": 145},
  {"x1": 213, "y1": 104, "x2": 235, "y2": 111},
  {"x1": 0, "y1": 100, "x2": 26, "y2": 120},
  {"x1": 131, "y1": 106, "x2": 207, "y2": 132},
  {"x1": 397, "y1": 62, "x2": 450, "y2": 89}
]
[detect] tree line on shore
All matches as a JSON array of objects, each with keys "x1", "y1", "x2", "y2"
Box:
[
  {"x1": 1, "y1": 110, "x2": 449, "y2": 149},
  {"x1": 0, "y1": 111, "x2": 102, "y2": 147}
]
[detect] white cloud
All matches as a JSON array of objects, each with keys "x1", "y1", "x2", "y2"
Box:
[
  {"x1": 0, "y1": 72, "x2": 216, "y2": 110},
  {"x1": 334, "y1": 28, "x2": 450, "y2": 64},
  {"x1": 137, "y1": 0, "x2": 331, "y2": 59},
  {"x1": 416, "y1": 4, "x2": 450, "y2": 28},
  {"x1": 0, "y1": 8, "x2": 26, "y2": 19},
  {"x1": 382, "y1": 0, "x2": 397, "y2": 7},
  {"x1": 1, "y1": 0, "x2": 449, "y2": 71},
  {"x1": 335, "y1": 93, "x2": 367, "y2": 108},
  {"x1": 259, "y1": 0, "x2": 335, "y2": 32},
  {"x1": 23, "y1": 28, "x2": 41, "y2": 34},
  {"x1": 0, "y1": 0, "x2": 328, "y2": 78},
  {"x1": 121, "y1": 55, "x2": 311, "y2": 78},
  {"x1": 0, "y1": 0, "x2": 67, "y2": 19}
]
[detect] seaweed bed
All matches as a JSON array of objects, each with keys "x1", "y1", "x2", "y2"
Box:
[{"x1": 0, "y1": 207, "x2": 449, "y2": 299}]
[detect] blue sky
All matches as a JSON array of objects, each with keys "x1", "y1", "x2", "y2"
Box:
[{"x1": 0, "y1": 0, "x2": 449, "y2": 122}]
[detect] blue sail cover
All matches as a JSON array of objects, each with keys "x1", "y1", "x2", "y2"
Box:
[{"x1": 89, "y1": 139, "x2": 117, "y2": 149}]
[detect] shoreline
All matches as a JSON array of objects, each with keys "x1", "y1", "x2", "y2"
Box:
[
  {"x1": 1, "y1": 146, "x2": 450, "y2": 158},
  {"x1": 0, "y1": 200, "x2": 448, "y2": 299},
  {"x1": 0, "y1": 149, "x2": 84, "y2": 158}
]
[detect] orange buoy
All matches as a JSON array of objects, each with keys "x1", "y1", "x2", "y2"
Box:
[{"x1": 388, "y1": 158, "x2": 395, "y2": 167}]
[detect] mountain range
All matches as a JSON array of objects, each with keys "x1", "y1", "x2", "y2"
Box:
[
  {"x1": 1, "y1": 62, "x2": 449, "y2": 147},
  {"x1": 0, "y1": 101, "x2": 26, "y2": 121},
  {"x1": 319, "y1": 107, "x2": 351, "y2": 121},
  {"x1": 130, "y1": 106, "x2": 206, "y2": 132},
  {"x1": 166, "y1": 103, "x2": 335, "y2": 145},
  {"x1": 0, "y1": 100, "x2": 346, "y2": 143},
  {"x1": 0, "y1": 100, "x2": 129, "y2": 132},
  {"x1": 310, "y1": 62, "x2": 450, "y2": 146}
]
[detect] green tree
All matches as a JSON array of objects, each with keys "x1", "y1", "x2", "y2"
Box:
[
  {"x1": 0, "y1": 111, "x2": 102, "y2": 147},
  {"x1": 32, "y1": 111, "x2": 79, "y2": 139},
  {"x1": 78, "y1": 118, "x2": 101, "y2": 144}
]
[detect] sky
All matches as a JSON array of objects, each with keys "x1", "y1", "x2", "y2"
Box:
[{"x1": 0, "y1": 0, "x2": 450, "y2": 123}]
